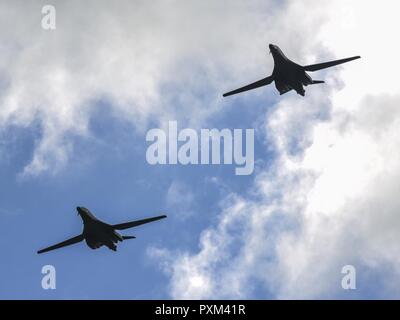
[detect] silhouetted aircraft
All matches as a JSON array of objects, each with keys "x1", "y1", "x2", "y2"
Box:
[
  {"x1": 223, "y1": 44, "x2": 360, "y2": 97},
  {"x1": 37, "y1": 207, "x2": 167, "y2": 254}
]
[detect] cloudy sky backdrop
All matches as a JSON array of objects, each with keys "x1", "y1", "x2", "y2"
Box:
[{"x1": 0, "y1": 0, "x2": 399, "y2": 299}]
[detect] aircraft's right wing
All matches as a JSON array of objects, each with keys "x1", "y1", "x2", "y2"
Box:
[
  {"x1": 223, "y1": 75, "x2": 274, "y2": 97},
  {"x1": 37, "y1": 234, "x2": 84, "y2": 254},
  {"x1": 113, "y1": 215, "x2": 167, "y2": 230},
  {"x1": 303, "y1": 56, "x2": 361, "y2": 72}
]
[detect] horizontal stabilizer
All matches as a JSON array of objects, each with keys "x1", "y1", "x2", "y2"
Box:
[
  {"x1": 304, "y1": 56, "x2": 361, "y2": 72},
  {"x1": 122, "y1": 236, "x2": 136, "y2": 240},
  {"x1": 113, "y1": 215, "x2": 167, "y2": 230},
  {"x1": 312, "y1": 80, "x2": 325, "y2": 84},
  {"x1": 223, "y1": 75, "x2": 274, "y2": 97}
]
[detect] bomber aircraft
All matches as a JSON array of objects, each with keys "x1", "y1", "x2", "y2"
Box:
[
  {"x1": 223, "y1": 44, "x2": 360, "y2": 97},
  {"x1": 37, "y1": 207, "x2": 167, "y2": 254}
]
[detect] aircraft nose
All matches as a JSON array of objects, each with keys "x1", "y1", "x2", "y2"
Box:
[{"x1": 268, "y1": 44, "x2": 276, "y2": 53}]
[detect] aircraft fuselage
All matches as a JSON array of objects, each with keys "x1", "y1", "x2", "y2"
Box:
[
  {"x1": 82, "y1": 219, "x2": 123, "y2": 251},
  {"x1": 78, "y1": 207, "x2": 123, "y2": 251},
  {"x1": 270, "y1": 45, "x2": 312, "y2": 96}
]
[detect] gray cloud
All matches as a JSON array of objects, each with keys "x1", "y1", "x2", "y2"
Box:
[
  {"x1": 151, "y1": 0, "x2": 400, "y2": 299},
  {"x1": 3, "y1": 0, "x2": 399, "y2": 299},
  {"x1": 0, "y1": 0, "x2": 284, "y2": 175}
]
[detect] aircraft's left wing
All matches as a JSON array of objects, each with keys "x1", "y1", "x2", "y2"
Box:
[
  {"x1": 37, "y1": 234, "x2": 84, "y2": 254},
  {"x1": 223, "y1": 75, "x2": 274, "y2": 97},
  {"x1": 304, "y1": 56, "x2": 360, "y2": 72},
  {"x1": 113, "y1": 215, "x2": 167, "y2": 230}
]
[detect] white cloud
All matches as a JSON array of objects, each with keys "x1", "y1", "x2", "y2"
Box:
[
  {"x1": 0, "y1": 0, "x2": 284, "y2": 175},
  {"x1": 151, "y1": 0, "x2": 400, "y2": 299},
  {"x1": 166, "y1": 180, "x2": 195, "y2": 220}
]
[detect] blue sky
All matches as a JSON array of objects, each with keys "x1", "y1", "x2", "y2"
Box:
[{"x1": 1, "y1": 1, "x2": 400, "y2": 300}]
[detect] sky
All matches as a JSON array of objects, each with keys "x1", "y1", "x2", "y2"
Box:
[{"x1": 0, "y1": 0, "x2": 400, "y2": 299}]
